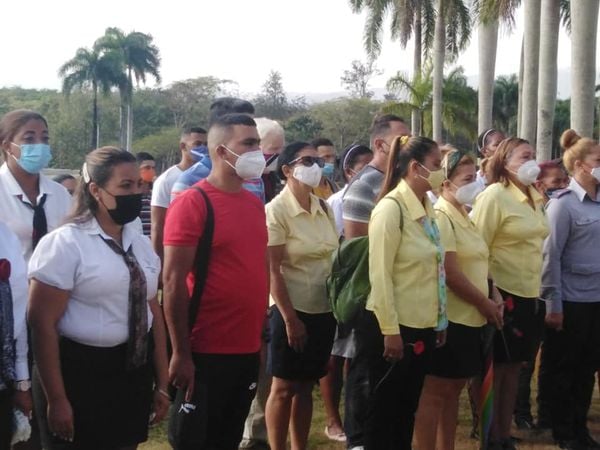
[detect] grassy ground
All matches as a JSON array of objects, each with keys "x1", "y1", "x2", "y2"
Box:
[{"x1": 141, "y1": 386, "x2": 600, "y2": 449}]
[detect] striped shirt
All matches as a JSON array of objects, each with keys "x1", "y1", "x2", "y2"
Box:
[{"x1": 342, "y1": 165, "x2": 384, "y2": 224}]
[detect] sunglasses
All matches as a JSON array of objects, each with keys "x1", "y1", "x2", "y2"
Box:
[{"x1": 289, "y1": 156, "x2": 325, "y2": 168}]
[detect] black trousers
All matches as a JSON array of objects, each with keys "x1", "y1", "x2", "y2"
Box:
[
  {"x1": 542, "y1": 302, "x2": 600, "y2": 441},
  {"x1": 356, "y1": 311, "x2": 435, "y2": 450},
  {"x1": 344, "y1": 330, "x2": 370, "y2": 448},
  {"x1": 0, "y1": 388, "x2": 12, "y2": 450},
  {"x1": 169, "y1": 353, "x2": 259, "y2": 450}
]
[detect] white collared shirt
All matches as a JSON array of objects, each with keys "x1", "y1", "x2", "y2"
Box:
[
  {"x1": 28, "y1": 218, "x2": 160, "y2": 347},
  {"x1": 0, "y1": 164, "x2": 72, "y2": 263},
  {"x1": 0, "y1": 222, "x2": 29, "y2": 381}
]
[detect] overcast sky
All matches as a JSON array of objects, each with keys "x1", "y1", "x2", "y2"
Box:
[{"x1": 1, "y1": 0, "x2": 593, "y2": 97}]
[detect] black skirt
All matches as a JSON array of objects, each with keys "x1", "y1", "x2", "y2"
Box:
[
  {"x1": 50, "y1": 337, "x2": 154, "y2": 449},
  {"x1": 494, "y1": 289, "x2": 545, "y2": 364},
  {"x1": 429, "y1": 321, "x2": 483, "y2": 379},
  {"x1": 267, "y1": 306, "x2": 336, "y2": 381}
]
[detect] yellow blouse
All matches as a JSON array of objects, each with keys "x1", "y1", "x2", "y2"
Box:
[
  {"x1": 435, "y1": 197, "x2": 488, "y2": 327},
  {"x1": 266, "y1": 186, "x2": 339, "y2": 313},
  {"x1": 367, "y1": 180, "x2": 442, "y2": 334},
  {"x1": 471, "y1": 181, "x2": 549, "y2": 298}
]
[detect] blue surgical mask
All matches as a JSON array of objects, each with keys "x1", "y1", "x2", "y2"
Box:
[
  {"x1": 322, "y1": 162, "x2": 335, "y2": 178},
  {"x1": 190, "y1": 145, "x2": 212, "y2": 169},
  {"x1": 10, "y1": 143, "x2": 52, "y2": 174}
]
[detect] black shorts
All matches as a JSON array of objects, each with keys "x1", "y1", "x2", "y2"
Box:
[
  {"x1": 267, "y1": 306, "x2": 336, "y2": 381},
  {"x1": 430, "y1": 321, "x2": 483, "y2": 379},
  {"x1": 494, "y1": 289, "x2": 545, "y2": 364},
  {"x1": 51, "y1": 337, "x2": 154, "y2": 449}
]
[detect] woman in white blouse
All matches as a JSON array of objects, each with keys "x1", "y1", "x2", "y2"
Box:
[
  {"x1": 28, "y1": 147, "x2": 169, "y2": 449},
  {"x1": 0, "y1": 109, "x2": 72, "y2": 262},
  {"x1": 0, "y1": 223, "x2": 30, "y2": 450}
]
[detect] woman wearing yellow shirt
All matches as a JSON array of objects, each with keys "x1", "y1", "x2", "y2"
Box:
[
  {"x1": 471, "y1": 137, "x2": 549, "y2": 449},
  {"x1": 264, "y1": 142, "x2": 339, "y2": 450},
  {"x1": 360, "y1": 135, "x2": 447, "y2": 450},
  {"x1": 413, "y1": 149, "x2": 503, "y2": 450}
]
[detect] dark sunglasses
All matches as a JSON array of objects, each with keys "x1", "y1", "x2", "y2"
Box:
[{"x1": 289, "y1": 156, "x2": 325, "y2": 168}]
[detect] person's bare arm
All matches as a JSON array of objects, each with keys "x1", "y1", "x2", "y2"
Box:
[
  {"x1": 28, "y1": 280, "x2": 73, "y2": 442},
  {"x1": 149, "y1": 297, "x2": 170, "y2": 423},
  {"x1": 163, "y1": 245, "x2": 196, "y2": 400},
  {"x1": 151, "y1": 206, "x2": 167, "y2": 264},
  {"x1": 343, "y1": 220, "x2": 369, "y2": 239}
]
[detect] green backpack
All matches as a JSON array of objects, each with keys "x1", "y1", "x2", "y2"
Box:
[{"x1": 327, "y1": 197, "x2": 403, "y2": 326}]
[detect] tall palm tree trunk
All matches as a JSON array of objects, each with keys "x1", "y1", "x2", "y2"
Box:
[
  {"x1": 571, "y1": 0, "x2": 600, "y2": 137},
  {"x1": 536, "y1": 0, "x2": 560, "y2": 161},
  {"x1": 432, "y1": 0, "x2": 445, "y2": 143},
  {"x1": 520, "y1": 0, "x2": 541, "y2": 144},
  {"x1": 119, "y1": 96, "x2": 127, "y2": 149},
  {"x1": 92, "y1": 80, "x2": 98, "y2": 150},
  {"x1": 477, "y1": 19, "x2": 499, "y2": 134},
  {"x1": 517, "y1": 38, "x2": 524, "y2": 137},
  {"x1": 412, "y1": 6, "x2": 422, "y2": 134}
]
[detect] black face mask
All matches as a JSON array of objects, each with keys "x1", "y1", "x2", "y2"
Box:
[{"x1": 102, "y1": 191, "x2": 143, "y2": 225}]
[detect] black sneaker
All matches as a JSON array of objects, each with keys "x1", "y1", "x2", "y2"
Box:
[{"x1": 515, "y1": 417, "x2": 535, "y2": 430}]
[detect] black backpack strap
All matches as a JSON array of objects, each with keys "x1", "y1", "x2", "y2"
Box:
[{"x1": 188, "y1": 187, "x2": 214, "y2": 331}]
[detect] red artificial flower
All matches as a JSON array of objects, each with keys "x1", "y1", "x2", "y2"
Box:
[
  {"x1": 512, "y1": 328, "x2": 524, "y2": 338},
  {"x1": 0, "y1": 259, "x2": 11, "y2": 282},
  {"x1": 505, "y1": 297, "x2": 515, "y2": 312},
  {"x1": 412, "y1": 341, "x2": 425, "y2": 356}
]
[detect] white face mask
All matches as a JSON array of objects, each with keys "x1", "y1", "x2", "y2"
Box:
[
  {"x1": 453, "y1": 180, "x2": 484, "y2": 205},
  {"x1": 223, "y1": 146, "x2": 266, "y2": 180},
  {"x1": 263, "y1": 154, "x2": 279, "y2": 174},
  {"x1": 589, "y1": 166, "x2": 600, "y2": 182},
  {"x1": 512, "y1": 160, "x2": 541, "y2": 186},
  {"x1": 293, "y1": 163, "x2": 322, "y2": 188}
]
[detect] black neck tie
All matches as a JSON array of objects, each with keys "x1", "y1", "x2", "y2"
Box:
[
  {"x1": 21, "y1": 194, "x2": 48, "y2": 250},
  {"x1": 101, "y1": 237, "x2": 149, "y2": 370}
]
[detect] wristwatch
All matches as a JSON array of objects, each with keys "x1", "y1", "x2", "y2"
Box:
[{"x1": 14, "y1": 380, "x2": 31, "y2": 391}]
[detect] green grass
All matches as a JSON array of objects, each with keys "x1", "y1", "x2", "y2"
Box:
[{"x1": 141, "y1": 385, "x2": 600, "y2": 449}]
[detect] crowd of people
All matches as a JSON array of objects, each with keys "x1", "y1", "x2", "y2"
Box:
[{"x1": 0, "y1": 97, "x2": 599, "y2": 450}]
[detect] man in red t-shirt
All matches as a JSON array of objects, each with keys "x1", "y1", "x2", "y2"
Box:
[{"x1": 163, "y1": 113, "x2": 269, "y2": 449}]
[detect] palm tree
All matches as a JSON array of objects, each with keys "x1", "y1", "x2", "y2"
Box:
[
  {"x1": 59, "y1": 47, "x2": 122, "y2": 149},
  {"x1": 96, "y1": 27, "x2": 161, "y2": 151},
  {"x1": 493, "y1": 74, "x2": 519, "y2": 135},
  {"x1": 535, "y1": 0, "x2": 561, "y2": 161},
  {"x1": 474, "y1": 0, "x2": 521, "y2": 134},
  {"x1": 570, "y1": 0, "x2": 599, "y2": 137},
  {"x1": 520, "y1": 0, "x2": 542, "y2": 145},
  {"x1": 387, "y1": 65, "x2": 477, "y2": 140},
  {"x1": 432, "y1": 0, "x2": 471, "y2": 142},
  {"x1": 349, "y1": 0, "x2": 435, "y2": 133}
]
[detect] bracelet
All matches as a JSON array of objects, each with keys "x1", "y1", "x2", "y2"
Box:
[{"x1": 156, "y1": 388, "x2": 171, "y2": 400}]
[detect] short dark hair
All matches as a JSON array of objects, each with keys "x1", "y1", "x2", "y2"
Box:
[
  {"x1": 209, "y1": 97, "x2": 255, "y2": 126},
  {"x1": 210, "y1": 113, "x2": 256, "y2": 129},
  {"x1": 370, "y1": 114, "x2": 406, "y2": 140},
  {"x1": 182, "y1": 126, "x2": 207, "y2": 136},
  {"x1": 277, "y1": 142, "x2": 314, "y2": 181},
  {"x1": 53, "y1": 173, "x2": 76, "y2": 184},
  {"x1": 311, "y1": 137, "x2": 334, "y2": 148},
  {"x1": 341, "y1": 144, "x2": 373, "y2": 170},
  {"x1": 135, "y1": 152, "x2": 154, "y2": 163}
]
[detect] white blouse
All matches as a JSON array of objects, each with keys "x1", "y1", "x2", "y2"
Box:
[
  {"x1": 28, "y1": 218, "x2": 160, "y2": 347},
  {"x1": 0, "y1": 222, "x2": 29, "y2": 381},
  {"x1": 0, "y1": 163, "x2": 72, "y2": 263}
]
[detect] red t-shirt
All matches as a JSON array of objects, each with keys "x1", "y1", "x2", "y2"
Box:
[{"x1": 163, "y1": 179, "x2": 268, "y2": 354}]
